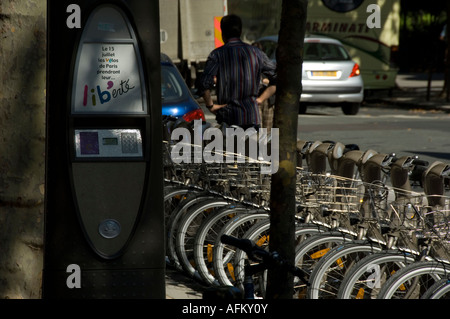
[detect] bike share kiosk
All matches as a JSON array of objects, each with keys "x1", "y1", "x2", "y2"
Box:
[{"x1": 44, "y1": 1, "x2": 164, "y2": 298}]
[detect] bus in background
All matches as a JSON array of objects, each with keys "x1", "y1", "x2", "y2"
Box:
[
  {"x1": 228, "y1": 0, "x2": 401, "y2": 91},
  {"x1": 306, "y1": 0, "x2": 400, "y2": 90}
]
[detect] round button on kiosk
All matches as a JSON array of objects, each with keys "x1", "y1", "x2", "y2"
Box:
[{"x1": 99, "y1": 219, "x2": 121, "y2": 239}]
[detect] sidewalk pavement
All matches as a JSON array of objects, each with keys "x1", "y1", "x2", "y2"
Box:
[
  {"x1": 165, "y1": 267, "x2": 205, "y2": 299},
  {"x1": 164, "y1": 72, "x2": 450, "y2": 299},
  {"x1": 364, "y1": 72, "x2": 450, "y2": 112}
]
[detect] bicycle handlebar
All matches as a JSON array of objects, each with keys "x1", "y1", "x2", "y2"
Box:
[
  {"x1": 386, "y1": 154, "x2": 429, "y2": 169},
  {"x1": 411, "y1": 158, "x2": 429, "y2": 167},
  {"x1": 220, "y1": 235, "x2": 267, "y2": 260},
  {"x1": 220, "y1": 235, "x2": 254, "y2": 252},
  {"x1": 220, "y1": 235, "x2": 309, "y2": 284}
]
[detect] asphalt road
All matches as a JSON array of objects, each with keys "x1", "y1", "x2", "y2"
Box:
[
  {"x1": 296, "y1": 104, "x2": 450, "y2": 166},
  {"x1": 203, "y1": 103, "x2": 450, "y2": 166}
]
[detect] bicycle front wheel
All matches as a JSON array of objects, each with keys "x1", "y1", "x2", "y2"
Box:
[
  {"x1": 377, "y1": 261, "x2": 449, "y2": 299},
  {"x1": 193, "y1": 205, "x2": 252, "y2": 285},
  {"x1": 213, "y1": 213, "x2": 270, "y2": 287},
  {"x1": 338, "y1": 250, "x2": 416, "y2": 299},
  {"x1": 176, "y1": 198, "x2": 232, "y2": 278},
  {"x1": 307, "y1": 241, "x2": 383, "y2": 299}
]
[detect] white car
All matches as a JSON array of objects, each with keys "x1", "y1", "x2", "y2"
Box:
[{"x1": 257, "y1": 35, "x2": 364, "y2": 115}]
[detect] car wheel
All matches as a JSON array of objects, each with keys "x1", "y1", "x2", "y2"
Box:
[
  {"x1": 341, "y1": 103, "x2": 360, "y2": 115},
  {"x1": 299, "y1": 103, "x2": 307, "y2": 114}
]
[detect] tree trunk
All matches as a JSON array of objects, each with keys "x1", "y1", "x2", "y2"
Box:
[
  {"x1": 266, "y1": 0, "x2": 307, "y2": 299},
  {"x1": 0, "y1": 1, "x2": 46, "y2": 298}
]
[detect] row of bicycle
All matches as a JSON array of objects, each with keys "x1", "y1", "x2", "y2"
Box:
[{"x1": 163, "y1": 137, "x2": 450, "y2": 299}]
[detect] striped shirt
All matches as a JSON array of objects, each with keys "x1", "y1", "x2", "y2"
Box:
[{"x1": 200, "y1": 38, "x2": 277, "y2": 127}]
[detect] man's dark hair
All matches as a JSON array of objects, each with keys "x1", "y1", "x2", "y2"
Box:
[{"x1": 220, "y1": 14, "x2": 242, "y2": 40}]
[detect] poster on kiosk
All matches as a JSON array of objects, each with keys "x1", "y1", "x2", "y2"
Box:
[{"x1": 44, "y1": 1, "x2": 164, "y2": 299}]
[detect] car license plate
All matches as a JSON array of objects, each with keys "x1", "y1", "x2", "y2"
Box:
[{"x1": 311, "y1": 71, "x2": 337, "y2": 77}]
